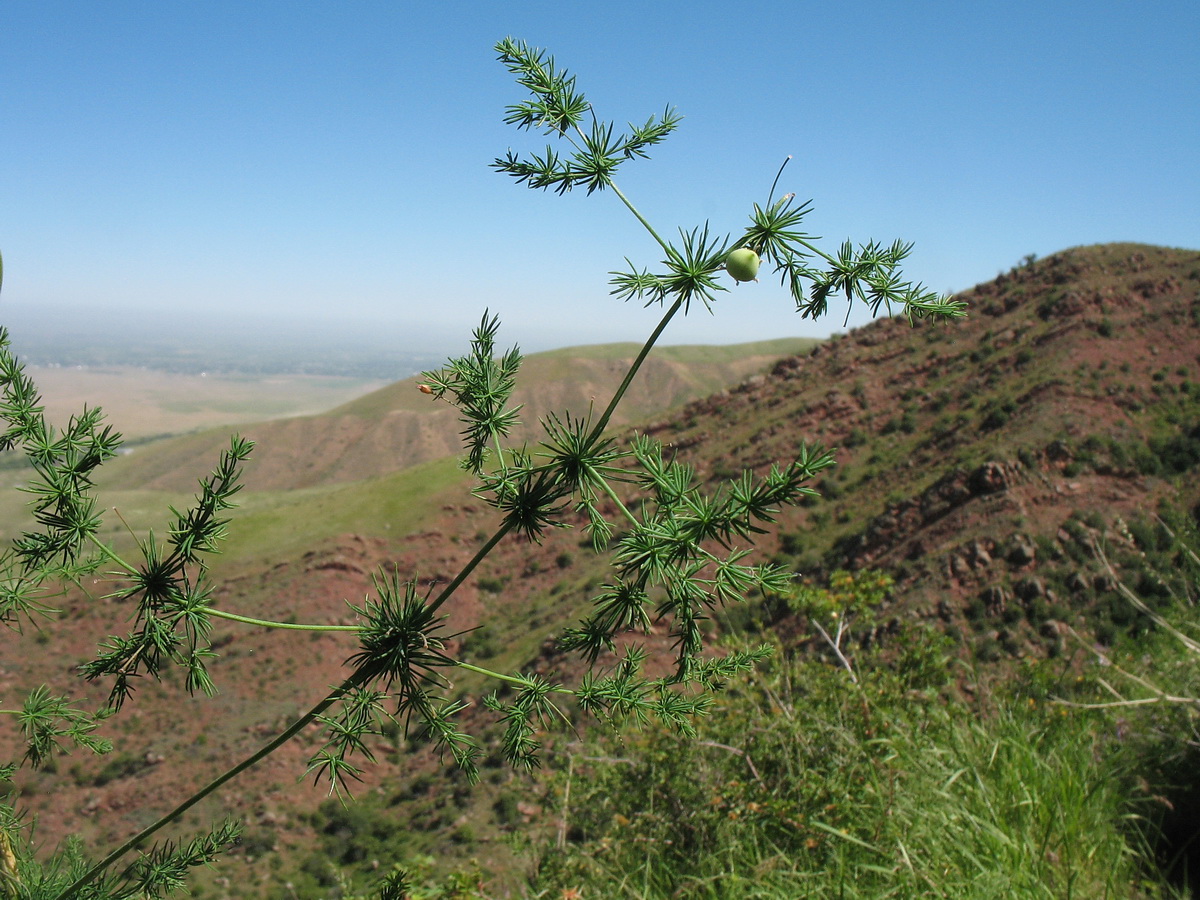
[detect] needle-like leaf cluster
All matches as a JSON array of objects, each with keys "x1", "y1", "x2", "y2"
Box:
[
  {"x1": 493, "y1": 38, "x2": 680, "y2": 195},
  {"x1": 418, "y1": 313, "x2": 521, "y2": 476},
  {"x1": 307, "y1": 571, "x2": 480, "y2": 796},
  {"x1": 562, "y1": 436, "x2": 836, "y2": 676},
  {"x1": 0, "y1": 327, "x2": 120, "y2": 627},
  {"x1": 78, "y1": 436, "x2": 253, "y2": 709},
  {"x1": 2, "y1": 820, "x2": 242, "y2": 900},
  {"x1": 14, "y1": 686, "x2": 113, "y2": 770},
  {"x1": 110, "y1": 821, "x2": 241, "y2": 900}
]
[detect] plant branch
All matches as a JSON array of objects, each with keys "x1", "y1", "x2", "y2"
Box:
[
  {"x1": 597, "y1": 477, "x2": 638, "y2": 528},
  {"x1": 585, "y1": 297, "x2": 683, "y2": 447},
  {"x1": 86, "y1": 534, "x2": 138, "y2": 577},
  {"x1": 607, "y1": 179, "x2": 672, "y2": 256},
  {"x1": 811, "y1": 619, "x2": 858, "y2": 684},
  {"x1": 204, "y1": 608, "x2": 361, "y2": 632},
  {"x1": 52, "y1": 675, "x2": 364, "y2": 900},
  {"x1": 426, "y1": 519, "x2": 515, "y2": 616},
  {"x1": 454, "y1": 660, "x2": 572, "y2": 693}
]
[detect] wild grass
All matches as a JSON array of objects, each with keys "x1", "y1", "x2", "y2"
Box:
[
  {"x1": 215, "y1": 455, "x2": 468, "y2": 564},
  {"x1": 525, "y1": 579, "x2": 1191, "y2": 899}
]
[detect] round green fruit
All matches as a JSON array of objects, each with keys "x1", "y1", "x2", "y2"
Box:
[{"x1": 725, "y1": 248, "x2": 760, "y2": 283}]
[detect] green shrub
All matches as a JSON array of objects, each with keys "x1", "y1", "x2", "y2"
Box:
[
  {"x1": 459, "y1": 624, "x2": 500, "y2": 660},
  {"x1": 91, "y1": 752, "x2": 151, "y2": 787},
  {"x1": 975, "y1": 635, "x2": 1004, "y2": 662}
]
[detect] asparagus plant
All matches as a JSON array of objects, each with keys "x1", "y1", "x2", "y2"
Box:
[{"x1": 0, "y1": 39, "x2": 965, "y2": 900}]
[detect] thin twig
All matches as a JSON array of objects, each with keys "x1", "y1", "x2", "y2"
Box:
[
  {"x1": 1095, "y1": 540, "x2": 1200, "y2": 654},
  {"x1": 1052, "y1": 624, "x2": 1200, "y2": 711},
  {"x1": 696, "y1": 740, "x2": 764, "y2": 787},
  {"x1": 811, "y1": 619, "x2": 858, "y2": 683}
]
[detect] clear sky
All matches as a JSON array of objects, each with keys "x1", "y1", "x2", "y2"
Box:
[{"x1": 2, "y1": 1, "x2": 1197, "y2": 356}]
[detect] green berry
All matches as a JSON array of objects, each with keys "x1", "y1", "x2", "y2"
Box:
[{"x1": 725, "y1": 248, "x2": 760, "y2": 283}]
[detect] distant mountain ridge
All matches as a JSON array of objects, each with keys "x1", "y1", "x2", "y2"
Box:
[{"x1": 97, "y1": 337, "x2": 817, "y2": 492}]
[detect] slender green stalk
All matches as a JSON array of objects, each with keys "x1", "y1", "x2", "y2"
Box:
[
  {"x1": 607, "y1": 180, "x2": 672, "y2": 256},
  {"x1": 426, "y1": 519, "x2": 515, "y2": 615},
  {"x1": 585, "y1": 297, "x2": 683, "y2": 447},
  {"x1": 491, "y1": 432, "x2": 508, "y2": 474},
  {"x1": 797, "y1": 237, "x2": 838, "y2": 266},
  {"x1": 578, "y1": 170, "x2": 682, "y2": 445},
  {"x1": 52, "y1": 675, "x2": 366, "y2": 900},
  {"x1": 88, "y1": 537, "x2": 350, "y2": 632},
  {"x1": 454, "y1": 661, "x2": 571, "y2": 692},
  {"x1": 564, "y1": 118, "x2": 670, "y2": 257},
  {"x1": 535, "y1": 123, "x2": 681, "y2": 450},
  {"x1": 86, "y1": 535, "x2": 138, "y2": 577},
  {"x1": 205, "y1": 608, "x2": 360, "y2": 632},
  {"x1": 597, "y1": 476, "x2": 639, "y2": 528}
]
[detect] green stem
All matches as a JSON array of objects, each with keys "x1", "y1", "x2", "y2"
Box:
[
  {"x1": 608, "y1": 180, "x2": 673, "y2": 256},
  {"x1": 798, "y1": 237, "x2": 837, "y2": 267},
  {"x1": 579, "y1": 174, "x2": 683, "y2": 447},
  {"x1": 205, "y1": 608, "x2": 360, "y2": 632},
  {"x1": 453, "y1": 660, "x2": 573, "y2": 692},
  {"x1": 52, "y1": 671, "x2": 368, "y2": 900},
  {"x1": 491, "y1": 432, "x2": 508, "y2": 475},
  {"x1": 86, "y1": 534, "x2": 138, "y2": 577},
  {"x1": 426, "y1": 519, "x2": 515, "y2": 616},
  {"x1": 568, "y1": 122, "x2": 669, "y2": 258},
  {"x1": 598, "y1": 477, "x2": 638, "y2": 528},
  {"x1": 88, "y1": 538, "x2": 351, "y2": 630},
  {"x1": 585, "y1": 296, "x2": 683, "y2": 447}
]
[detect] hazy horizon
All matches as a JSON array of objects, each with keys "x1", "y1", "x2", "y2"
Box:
[
  {"x1": 3, "y1": 295, "x2": 833, "y2": 379},
  {"x1": 3, "y1": 2, "x2": 1196, "y2": 353}
]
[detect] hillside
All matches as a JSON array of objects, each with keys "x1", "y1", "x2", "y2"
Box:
[
  {"x1": 95, "y1": 337, "x2": 816, "y2": 493},
  {"x1": 663, "y1": 242, "x2": 1200, "y2": 650},
  {"x1": 3, "y1": 242, "x2": 1199, "y2": 896}
]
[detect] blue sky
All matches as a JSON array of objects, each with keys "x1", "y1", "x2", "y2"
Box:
[{"x1": 2, "y1": 1, "x2": 1197, "y2": 356}]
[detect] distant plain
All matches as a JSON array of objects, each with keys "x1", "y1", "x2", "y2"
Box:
[{"x1": 25, "y1": 364, "x2": 389, "y2": 441}]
